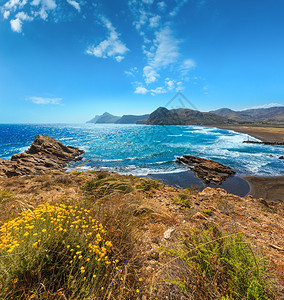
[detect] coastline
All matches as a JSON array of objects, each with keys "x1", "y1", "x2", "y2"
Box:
[
  {"x1": 216, "y1": 125, "x2": 284, "y2": 202},
  {"x1": 216, "y1": 125, "x2": 284, "y2": 143}
]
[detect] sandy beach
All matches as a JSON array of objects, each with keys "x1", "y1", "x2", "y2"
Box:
[
  {"x1": 217, "y1": 125, "x2": 284, "y2": 202},
  {"x1": 217, "y1": 125, "x2": 284, "y2": 143}
]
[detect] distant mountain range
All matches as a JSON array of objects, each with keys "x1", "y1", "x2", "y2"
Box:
[
  {"x1": 87, "y1": 113, "x2": 149, "y2": 124},
  {"x1": 210, "y1": 106, "x2": 284, "y2": 123},
  {"x1": 87, "y1": 106, "x2": 284, "y2": 125}
]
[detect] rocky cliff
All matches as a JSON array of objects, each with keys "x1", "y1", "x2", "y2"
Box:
[{"x1": 0, "y1": 135, "x2": 84, "y2": 177}]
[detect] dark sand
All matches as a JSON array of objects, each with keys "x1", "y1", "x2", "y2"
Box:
[
  {"x1": 243, "y1": 176, "x2": 284, "y2": 203},
  {"x1": 148, "y1": 171, "x2": 250, "y2": 197}
]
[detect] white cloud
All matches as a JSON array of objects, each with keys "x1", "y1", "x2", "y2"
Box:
[
  {"x1": 150, "y1": 26, "x2": 180, "y2": 69},
  {"x1": 10, "y1": 12, "x2": 33, "y2": 33},
  {"x1": 4, "y1": 0, "x2": 27, "y2": 10},
  {"x1": 150, "y1": 86, "x2": 167, "y2": 95},
  {"x1": 86, "y1": 16, "x2": 129, "y2": 62},
  {"x1": 157, "y1": 1, "x2": 166, "y2": 11},
  {"x1": 66, "y1": 0, "x2": 80, "y2": 12},
  {"x1": 143, "y1": 66, "x2": 159, "y2": 84},
  {"x1": 149, "y1": 15, "x2": 160, "y2": 28},
  {"x1": 142, "y1": 0, "x2": 154, "y2": 4},
  {"x1": 10, "y1": 18, "x2": 22, "y2": 32},
  {"x1": 170, "y1": 0, "x2": 188, "y2": 17},
  {"x1": 134, "y1": 86, "x2": 149, "y2": 94},
  {"x1": 125, "y1": 67, "x2": 138, "y2": 77},
  {"x1": 165, "y1": 78, "x2": 175, "y2": 90},
  {"x1": 3, "y1": 10, "x2": 10, "y2": 19},
  {"x1": 16, "y1": 11, "x2": 33, "y2": 21},
  {"x1": 180, "y1": 58, "x2": 196, "y2": 75},
  {"x1": 29, "y1": 96, "x2": 62, "y2": 104},
  {"x1": 241, "y1": 103, "x2": 284, "y2": 110}
]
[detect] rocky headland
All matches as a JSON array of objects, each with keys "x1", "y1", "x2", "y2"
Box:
[
  {"x1": 176, "y1": 155, "x2": 236, "y2": 185},
  {"x1": 0, "y1": 135, "x2": 84, "y2": 177}
]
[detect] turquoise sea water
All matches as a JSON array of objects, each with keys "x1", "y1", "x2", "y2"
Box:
[{"x1": 0, "y1": 124, "x2": 283, "y2": 177}]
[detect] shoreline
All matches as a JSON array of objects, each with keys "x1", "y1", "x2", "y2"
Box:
[
  {"x1": 215, "y1": 125, "x2": 284, "y2": 202},
  {"x1": 215, "y1": 125, "x2": 284, "y2": 143}
]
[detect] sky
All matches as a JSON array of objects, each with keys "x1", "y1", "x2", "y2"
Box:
[{"x1": 0, "y1": 0, "x2": 284, "y2": 123}]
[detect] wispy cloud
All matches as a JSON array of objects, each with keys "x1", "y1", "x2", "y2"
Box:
[
  {"x1": 241, "y1": 103, "x2": 284, "y2": 110},
  {"x1": 180, "y1": 59, "x2": 196, "y2": 75},
  {"x1": 86, "y1": 16, "x2": 129, "y2": 62},
  {"x1": 169, "y1": 0, "x2": 189, "y2": 17},
  {"x1": 66, "y1": 0, "x2": 80, "y2": 12},
  {"x1": 2, "y1": 0, "x2": 81, "y2": 32},
  {"x1": 28, "y1": 96, "x2": 62, "y2": 105},
  {"x1": 134, "y1": 86, "x2": 149, "y2": 94}
]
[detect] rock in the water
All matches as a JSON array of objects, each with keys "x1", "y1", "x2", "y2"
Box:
[
  {"x1": 176, "y1": 155, "x2": 235, "y2": 185},
  {"x1": 0, "y1": 135, "x2": 84, "y2": 177}
]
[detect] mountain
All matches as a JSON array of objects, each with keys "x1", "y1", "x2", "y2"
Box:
[
  {"x1": 87, "y1": 112, "x2": 121, "y2": 124},
  {"x1": 146, "y1": 107, "x2": 235, "y2": 125},
  {"x1": 210, "y1": 106, "x2": 284, "y2": 123},
  {"x1": 115, "y1": 114, "x2": 149, "y2": 124},
  {"x1": 86, "y1": 115, "x2": 100, "y2": 124}
]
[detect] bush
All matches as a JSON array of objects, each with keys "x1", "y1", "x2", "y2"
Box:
[
  {"x1": 0, "y1": 203, "x2": 114, "y2": 298},
  {"x1": 169, "y1": 226, "x2": 272, "y2": 299}
]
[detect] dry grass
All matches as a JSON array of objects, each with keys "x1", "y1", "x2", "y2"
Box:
[{"x1": 0, "y1": 171, "x2": 282, "y2": 299}]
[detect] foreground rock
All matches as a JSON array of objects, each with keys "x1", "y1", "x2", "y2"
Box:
[
  {"x1": 176, "y1": 155, "x2": 235, "y2": 185},
  {"x1": 0, "y1": 135, "x2": 84, "y2": 177}
]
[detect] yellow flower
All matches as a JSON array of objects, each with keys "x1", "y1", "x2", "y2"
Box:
[
  {"x1": 23, "y1": 232, "x2": 29, "y2": 237},
  {"x1": 82, "y1": 277, "x2": 86, "y2": 281},
  {"x1": 42, "y1": 229, "x2": 46, "y2": 233},
  {"x1": 32, "y1": 242, "x2": 38, "y2": 249},
  {"x1": 93, "y1": 274, "x2": 96, "y2": 278},
  {"x1": 13, "y1": 278, "x2": 18, "y2": 284}
]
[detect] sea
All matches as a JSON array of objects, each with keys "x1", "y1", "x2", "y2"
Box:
[{"x1": 1, "y1": 123, "x2": 283, "y2": 179}]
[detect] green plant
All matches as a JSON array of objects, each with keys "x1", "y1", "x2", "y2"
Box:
[
  {"x1": 0, "y1": 189, "x2": 13, "y2": 203},
  {"x1": 173, "y1": 193, "x2": 191, "y2": 208},
  {"x1": 82, "y1": 177, "x2": 133, "y2": 198},
  {"x1": 0, "y1": 203, "x2": 115, "y2": 298},
  {"x1": 136, "y1": 179, "x2": 160, "y2": 192},
  {"x1": 169, "y1": 226, "x2": 272, "y2": 299}
]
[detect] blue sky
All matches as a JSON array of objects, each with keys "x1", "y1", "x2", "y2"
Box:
[{"x1": 0, "y1": 0, "x2": 284, "y2": 123}]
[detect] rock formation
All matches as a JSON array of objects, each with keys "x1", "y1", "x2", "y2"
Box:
[
  {"x1": 0, "y1": 135, "x2": 84, "y2": 177},
  {"x1": 176, "y1": 155, "x2": 235, "y2": 185}
]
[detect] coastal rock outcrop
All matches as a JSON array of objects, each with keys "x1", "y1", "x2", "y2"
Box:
[
  {"x1": 0, "y1": 135, "x2": 84, "y2": 177},
  {"x1": 176, "y1": 155, "x2": 235, "y2": 185}
]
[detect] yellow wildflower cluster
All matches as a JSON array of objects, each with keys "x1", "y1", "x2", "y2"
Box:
[{"x1": 0, "y1": 202, "x2": 112, "y2": 266}]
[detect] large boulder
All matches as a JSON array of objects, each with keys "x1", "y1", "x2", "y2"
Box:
[
  {"x1": 176, "y1": 155, "x2": 235, "y2": 185},
  {"x1": 0, "y1": 135, "x2": 84, "y2": 177}
]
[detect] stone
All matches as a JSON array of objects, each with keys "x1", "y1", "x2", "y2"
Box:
[
  {"x1": 176, "y1": 155, "x2": 235, "y2": 185},
  {"x1": 0, "y1": 135, "x2": 84, "y2": 177},
  {"x1": 163, "y1": 228, "x2": 176, "y2": 240}
]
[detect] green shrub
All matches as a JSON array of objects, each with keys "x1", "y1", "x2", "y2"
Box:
[
  {"x1": 169, "y1": 226, "x2": 272, "y2": 299},
  {"x1": 0, "y1": 203, "x2": 115, "y2": 298}
]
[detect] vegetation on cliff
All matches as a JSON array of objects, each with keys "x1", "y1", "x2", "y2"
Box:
[{"x1": 0, "y1": 170, "x2": 282, "y2": 299}]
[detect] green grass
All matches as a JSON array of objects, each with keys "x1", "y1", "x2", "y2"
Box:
[
  {"x1": 169, "y1": 225, "x2": 272, "y2": 299},
  {"x1": 136, "y1": 179, "x2": 160, "y2": 192},
  {"x1": 82, "y1": 176, "x2": 133, "y2": 198},
  {"x1": 0, "y1": 189, "x2": 13, "y2": 203}
]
